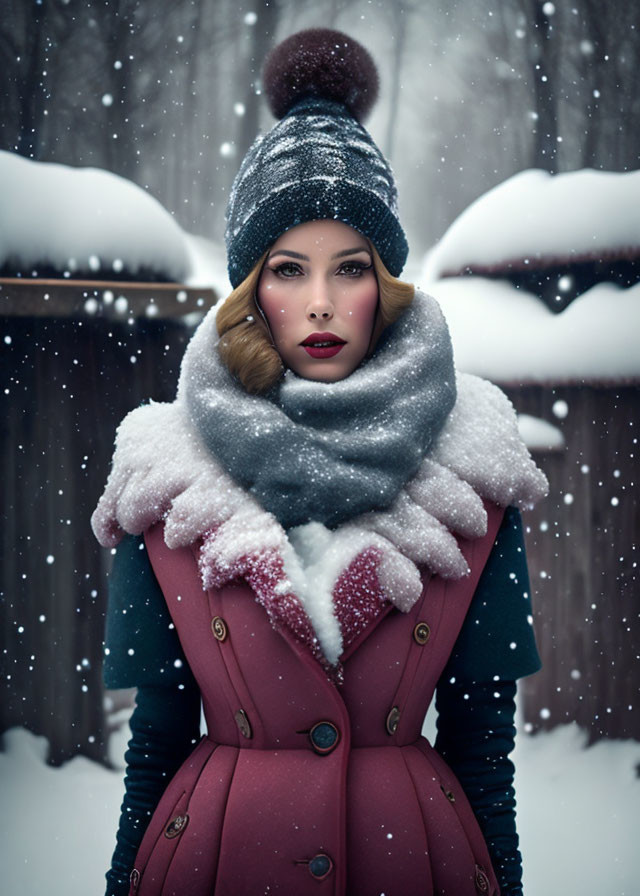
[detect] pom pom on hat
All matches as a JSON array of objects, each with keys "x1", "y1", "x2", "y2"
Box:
[
  {"x1": 263, "y1": 28, "x2": 379, "y2": 123},
  {"x1": 225, "y1": 27, "x2": 407, "y2": 287}
]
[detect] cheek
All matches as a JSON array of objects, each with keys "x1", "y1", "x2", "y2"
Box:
[
  {"x1": 345, "y1": 280, "x2": 379, "y2": 331},
  {"x1": 257, "y1": 283, "x2": 294, "y2": 335}
]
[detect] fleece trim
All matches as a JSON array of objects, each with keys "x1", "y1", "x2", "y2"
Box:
[{"x1": 92, "y1": 374, "x2": 547, "y2": 667}]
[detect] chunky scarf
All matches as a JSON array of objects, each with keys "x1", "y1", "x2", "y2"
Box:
[
  {"x1": 178, "y1": 290, "x2": 456, "y2": 530},
  {"x1": 92, "y1": 374, "x2": 548, "y2": 666}
]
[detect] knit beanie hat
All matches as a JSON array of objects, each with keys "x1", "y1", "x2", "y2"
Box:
[{"x1": 225, "y1": 28, "x2": 408, "y2": 288}]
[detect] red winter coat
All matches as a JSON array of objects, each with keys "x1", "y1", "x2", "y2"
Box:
[{"x1": 127, "y1": 503, "x2": 505, "y2": 896}]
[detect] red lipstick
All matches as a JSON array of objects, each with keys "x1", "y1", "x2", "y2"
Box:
[{"x1": 300, "y1": 331, "x2": 346, "y2": 359}]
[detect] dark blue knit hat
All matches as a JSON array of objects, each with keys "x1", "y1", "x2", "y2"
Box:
[{"x1": 225, "y1": 28, "x2": 408, "y2": 288}]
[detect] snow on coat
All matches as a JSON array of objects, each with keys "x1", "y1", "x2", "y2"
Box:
[{"x1": 92, "y1": 373, "x2": 547, "y2": 666}]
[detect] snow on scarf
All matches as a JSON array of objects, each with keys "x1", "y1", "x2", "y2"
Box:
[
  {"x1": 178, "y1": 290, "x2": 457, "y2": 529},
  {"x1": 92, "y1": 368, "x2": 548, "y2": 667}
]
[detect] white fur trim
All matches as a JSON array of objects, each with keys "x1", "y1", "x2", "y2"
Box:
[{"x1": 92, "y1": 375, "x2": 548, "y2": 663}]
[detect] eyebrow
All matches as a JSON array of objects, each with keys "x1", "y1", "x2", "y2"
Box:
[
  {"x1": 268, "y1": 246, "x2": 371, "y2": 261},
  {"x1": 331, "y1": 246, "x2": 371, "y2": 259},
  {"x1": 268, "y1": 249, "x2": 309, "y2": 261}
]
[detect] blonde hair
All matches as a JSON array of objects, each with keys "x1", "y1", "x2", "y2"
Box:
[{"x1": 216, "y1": 242, "x2": 415, "y2": 394}]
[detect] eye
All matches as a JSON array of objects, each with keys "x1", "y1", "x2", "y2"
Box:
[
  {"x1": 337, "y1": 260, "x2": 372, "y2": 277},
  {"x1": 271, "y1": 261, "x2": 303, "y2": 278}
]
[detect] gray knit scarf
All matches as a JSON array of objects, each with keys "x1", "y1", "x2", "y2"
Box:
[{"x1": 178, "y1": 290, "x2": 456, "y2": 530}]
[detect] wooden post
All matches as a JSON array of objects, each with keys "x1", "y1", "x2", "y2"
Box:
[{"x1": 502, "y1": 383, "x2": 640, "y2": 742}]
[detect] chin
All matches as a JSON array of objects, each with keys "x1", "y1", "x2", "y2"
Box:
[
  {"x1": 282, "y1": 344, "x2": 368, "y2": 383},
  {"x1": 292, "y1": 361, "x2": 355, "y2": 383}
]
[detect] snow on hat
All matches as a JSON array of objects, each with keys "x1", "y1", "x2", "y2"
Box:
[{"x1": 224, "y1": 28, "x2": 408, "y2": 288}]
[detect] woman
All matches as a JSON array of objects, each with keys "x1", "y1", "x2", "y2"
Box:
[{"x1": 93, "y1": 28, "x2": 548, "y2": 896}]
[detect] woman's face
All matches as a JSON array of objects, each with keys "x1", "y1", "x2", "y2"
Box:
[{"x1": 256, "y1": 219, "x2": 379, "y2": 382}]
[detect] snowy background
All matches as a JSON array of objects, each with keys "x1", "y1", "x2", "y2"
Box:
[
  {"x1": 2, "y1": 0, "x2": 639, "y2": 256},
  {"x1": 2, "y1": 717, "x2": 639, "y2": 896},
  {"x1": 2, "y1": 1, "x2": 639, "y2": 894}
]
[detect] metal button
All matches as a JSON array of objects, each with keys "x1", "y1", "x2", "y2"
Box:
[
  {"x1": 129, "y1": 868, "x2": 140, "y2": 892},
  {"x1": 309, "y1": 721, "x2": 339, "y2": 754},
  {"x1": 164, "y1": 814, "x2": 189, "y2": 839},
  {"x1": 475, "y1": 865, "x2": 490, "y2": 893},
  {"x1": 235, "y1": 708, "x2": 253, "y2": 739},
  {"x1": 386, "y1": 706, "x2": 401, "y2": 735},
  {"x1": 211, "y1": 616, "x2": 227, "y2": 641},
  {"x1": 413, "y1": 621, "x2": 431, "y2": 645},
  {"x1": 308, "y1": 853, "x2": 333, "y2": 879},
  {"x1": 440, "y1": 783, "x2": 456, "y2": 803}
]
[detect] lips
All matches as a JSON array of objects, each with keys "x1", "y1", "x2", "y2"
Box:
[{"x1": 300, "y1": 331, "x2": 346, "y2": 359}]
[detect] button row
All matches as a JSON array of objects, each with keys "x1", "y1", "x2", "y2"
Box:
[
  {"x1": 238, "y1": 704, "x2": 421, "y2": 741},
  {"x1": 232, "y1": 711, "x2": 343, "y2": 754},
  {"x1": 212, "y1": 615, "x2": 431, "y2": 647}
]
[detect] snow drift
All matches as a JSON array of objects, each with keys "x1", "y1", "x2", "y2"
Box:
[
  {"x1": 423, "y1": 168, "x2": 640, "y2": 281},
  {"x1": 0, "y1": 150, "x2": 191, "y2": 281}
]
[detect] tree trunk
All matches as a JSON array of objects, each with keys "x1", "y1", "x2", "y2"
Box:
[
  {"x1": 384, "y1": 2, "x2": 410, "y2": 163},
  {"x1": 237, "y1": 1, "x2": 280, "y2": 164},
  {"x1": 16, "y1": 3, "x2": 46, "y2": 159},
  {"x1": 528, "y1": 0, "x2": 558, "y2": 171}
]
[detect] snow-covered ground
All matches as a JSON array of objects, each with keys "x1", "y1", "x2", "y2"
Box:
[{"x1": 1, "y1": 719, "x2": 638, "y2": 895}]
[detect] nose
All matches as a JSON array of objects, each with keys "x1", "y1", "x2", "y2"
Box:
[
  {"x1": 308, "y1": 307, "x2": 332, "y2": 320},
  {"x1": 306, "y1": 281, "x2": 334, "y2": 322}
]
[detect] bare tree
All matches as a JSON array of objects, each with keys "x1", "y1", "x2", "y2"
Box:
[
  {"x1": 237, "y1": 2, "x2": 281, "y2": 176},
  {"x1": 1, "y1": 0, "x2": 639, "y2": 255},
  {"x1": 0, "y1": 0, "x2": 48, "y2": 159},
  {"x1": 383, "y1": 1, "x2": 417, "y2": 162},
  {"x1": 517, "y1": 0, "x2": 560, "y2": 171}
]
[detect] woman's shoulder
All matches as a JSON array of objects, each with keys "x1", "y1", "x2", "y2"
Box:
[
  {"x1": 443, "y1": 505, "x2": 542, "y2": 684},
  {"x1": 92, "y1": 401, "x2": 196, "y2": 548},
  {"x1": 103, "y1": 533, "x2": 192, "y2": 690}
]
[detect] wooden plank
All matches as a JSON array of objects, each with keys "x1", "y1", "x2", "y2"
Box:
[
  {"x1": 0, "y1": 277, "x2": 217, "y2": 319},
  {"x1": 506, "y1": 384, "x2": 640, "y2": 742},
  {"x1": 0, "y1": 313, "x2": 199, "y2": 764}
]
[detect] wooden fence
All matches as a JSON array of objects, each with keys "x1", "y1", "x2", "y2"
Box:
[
  {"x1": 0, "y1": 278, "x2": 216, "y2": 764},
  {"x1": 504, "y1": 383, "x2": 639, "y2": 742}
]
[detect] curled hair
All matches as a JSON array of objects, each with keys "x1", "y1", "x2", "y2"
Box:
[{"x1": 216, "y1": 242, "x2": 414, "y2": 394}]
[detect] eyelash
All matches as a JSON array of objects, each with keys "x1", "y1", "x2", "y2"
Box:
[{"x1": 269, "y1": 261, "x2": 372, "y2": 278}]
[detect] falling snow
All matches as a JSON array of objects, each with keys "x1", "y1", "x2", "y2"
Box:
[{"x1": 1, "y1": 721, "x2": 634, "y2": 895}]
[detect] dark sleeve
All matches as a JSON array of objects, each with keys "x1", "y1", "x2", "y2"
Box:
[
  {"x1": 105, "y1": 682, "x2": 201, "y2": 896},
  {"x1": 433, "y1": 508, "x2": 540, "y2": 895},
  {"x1": 443, "y1": 506, "x2": 541, "y2": 685},
  {"x1": 103, "y1": 534, "x2": 193, "y2": 690},
  {"x1": 103, "y1": 536, "x2": 201, "y2": 895},
  {"x1": 435, "y1": 679, "x2": 523, "y2": 896}
]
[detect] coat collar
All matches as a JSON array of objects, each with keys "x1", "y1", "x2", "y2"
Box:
[{"x1": 92, "y1": 373, "x2": 547, "y2": 667}]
